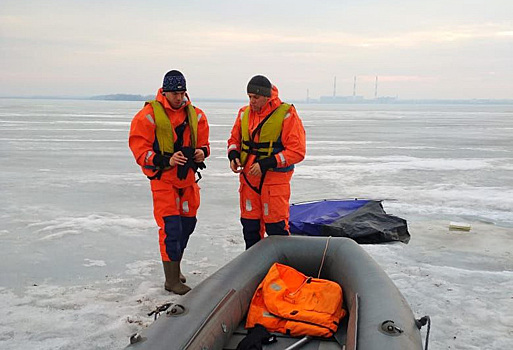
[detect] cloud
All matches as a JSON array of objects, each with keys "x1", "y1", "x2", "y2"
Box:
[
  {"x1": 0, "y1": 1, "x2": 512, "y2": 98},
  {"x1": 346, "y1": 23, "x2": 513, "y2": 47}
]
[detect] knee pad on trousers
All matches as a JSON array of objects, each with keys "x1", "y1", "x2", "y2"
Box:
[
  {"x1": 163, "y1": 215, "x2": 183, "y2": 261},
  {"x1": 265, "y1": 221, "x2": 288, "y2": 236},
  {"x1": 180, "y1": 216, "x2": 197, "y2": 253},
  {"x1": 241, "y1": 218, "x2": 261, "y2": 250}
]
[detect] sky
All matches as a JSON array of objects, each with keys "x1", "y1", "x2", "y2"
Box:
[{"x1": 1, "y1": 0, "x2": 512, "y2": 100}]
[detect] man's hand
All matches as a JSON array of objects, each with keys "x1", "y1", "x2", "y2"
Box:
[
  {"x1": 230, "y1": 158, "x2": 243, "y2": 173},
  {"x1": 248, "y1": 162, "x2": 262, "y2": 176},
  {"x1": 169, "y1": 151, "x2": 188, "y2": 167},
  {"x1": 193, "y1": 149, "x2": 205, "y2": 163}
]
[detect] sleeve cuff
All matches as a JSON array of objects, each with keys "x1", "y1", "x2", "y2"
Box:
[
  {"x1": 257, "y1": 156, "x2": 277, "y2": 171},
  {"x1": 228, "y1": 150, "x2": 240, "y2": 161},
  {"x1": 152, "y1": 153, "x2": 170, "y2": 168}
]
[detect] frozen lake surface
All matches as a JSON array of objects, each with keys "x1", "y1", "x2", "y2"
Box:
[{"x1": 0, "y1": 99, "x2": 512, "y2": 349}]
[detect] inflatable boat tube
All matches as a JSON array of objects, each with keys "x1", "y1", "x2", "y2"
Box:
[{"x1": 128, "y1": 236, "x2": 423, "y2": 349}]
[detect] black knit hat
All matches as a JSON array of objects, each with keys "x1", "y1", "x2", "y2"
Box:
[
  {"x1": 162, "y1": 70, "x2": 186, "y2": 92},
  {"x1": 247, "y1": 75, "x2": 272, "y2": 97}
]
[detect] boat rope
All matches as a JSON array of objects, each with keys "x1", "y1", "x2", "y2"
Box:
[
  {"x1": 415, "y1": 315, "x2": 431, "y2": 350},
  {"x1": 317, "y1": 236, "x2": 332, "y2": 278},
  {"x1": 147, "y1": 302, "x2": 173, "y2": 320}
]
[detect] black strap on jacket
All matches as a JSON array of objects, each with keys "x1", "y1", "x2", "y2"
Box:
[
  {"x1": 242, "y1": 140, "x2": 284, "y2": 157},
  {"x1": 240, "y1": 108, "x2": 276, "y2": 159},
  {"x1": 173, "y1": 115, "x2": 188, "y2": 152},
  {"x1": 252, "y1": 109, "x2": 276, "y2": 140},
  {"x1": 241, "y1": 107, "x2": 280, "y2": 194},
  {"x1": 147, "y1": 170, "x2": 163, "y2": 180},
  {"x1": 148, "y1": 114, "x2": 205, "y2": 181},
  {"x1": 146, "y1": 151, "x2": 174, "y2": 180},
  {"x1": 242, "y1": 168, "x2": 267, "y2": 195}
]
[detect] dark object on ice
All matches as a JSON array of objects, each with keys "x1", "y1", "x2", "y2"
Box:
[
  {"x1": 147, "y1": 302, "x2": 174, "y2": 320},
  {"x1": 289, "y1": 199, "x2": 410, "y2": 244},
  {"x1": 126, "y1": 236, "x2": 423, "y2": 350}
]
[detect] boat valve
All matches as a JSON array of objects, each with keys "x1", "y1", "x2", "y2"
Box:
[
  {"x1": 167, "y1": 304, "x2": 186, "y2": 316},
  {"x1": 129, "y1": 333, "x2": 143, "y2": 344},
  {"x1": 380, "y1": 320, "x2": 404, "y2": 336}
]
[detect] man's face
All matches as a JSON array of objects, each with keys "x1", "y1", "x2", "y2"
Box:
[
  {"x1": 248, "y1": 93, "x2": 269, "y2": 112},
  {"x1": 164, "y1": 91, "x2": 186, "y2": 109}
]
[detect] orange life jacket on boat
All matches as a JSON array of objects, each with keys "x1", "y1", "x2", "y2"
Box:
[{"x1": 245, "y1": 263, "x2": 346, "y2": 337}]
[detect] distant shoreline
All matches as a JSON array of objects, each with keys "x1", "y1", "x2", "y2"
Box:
[{"x1": 1, "y1": 94, "x2": 513, "y2": 105}]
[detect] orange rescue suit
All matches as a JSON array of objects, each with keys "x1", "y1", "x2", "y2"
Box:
[
  {"x1": 129, "y1": 89, "x2": 209, "y2": 187},
  {"x1": 129, "y1": 89, "x2": 210, "y2": 262},
  {"x1": 227, "y1": 86, "x2": 306, "y2": 246},
  {"x1": 246, "y1": 263, "x2": 346, "y2": 337}
]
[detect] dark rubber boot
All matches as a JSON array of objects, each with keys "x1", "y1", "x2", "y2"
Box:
[
  {"x1": 179, "y1": 262, "x2": 186, "y2": 283},
  {"x1": 163, "y1": 261, "x2": 191, "y2": 295}
]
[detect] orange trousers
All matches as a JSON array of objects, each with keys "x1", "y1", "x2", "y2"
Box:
[
  {"x1": 239, "y1": 181, "x2": 291, "y2": 249},
  {"x1": 150, "y1": 180, "x2": 200, "y2": 261}
]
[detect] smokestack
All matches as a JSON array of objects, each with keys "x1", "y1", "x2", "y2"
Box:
[
  {"x1": 333, "y1": 76, "x2": 337, "y2": 97},
  {"x1": 353, "y1": 76, "x2": 356, "y2": 98}
]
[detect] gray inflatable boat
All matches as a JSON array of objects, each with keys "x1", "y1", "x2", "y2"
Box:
[{"x1": 128, "y1": 236, "x2": 424, "y2": 349}]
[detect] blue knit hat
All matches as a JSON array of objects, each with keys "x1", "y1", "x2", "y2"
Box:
[{"x1": 162, "y1": 70, "x2": 186, "y2": 92}]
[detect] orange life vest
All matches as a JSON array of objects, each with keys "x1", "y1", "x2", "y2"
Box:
[{"x1": 245, "y1": 263, "x2": 346, "y2": 337}]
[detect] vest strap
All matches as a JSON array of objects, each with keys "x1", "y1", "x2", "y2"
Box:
[
  {"x1": 145, "y1": 100, "x2": 200, "y2": 179},
  {"x1": 242, "y1": 140, "x2": 284, "y2": 149},
  {"x1": 242, "y1": 169, "x2": 268, "y2": 195},
  {"x1": 240, "y1": 103, "x2": 290, "y2": 166}
]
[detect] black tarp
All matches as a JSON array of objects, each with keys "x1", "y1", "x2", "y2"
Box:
[{"x1": 289, "y1": 199, "x2": 410, "y2": 244}]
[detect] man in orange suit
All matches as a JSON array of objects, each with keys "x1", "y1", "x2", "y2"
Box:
[
  {"x1": 129, "y1": 70, "x2": 210, "y2": 294},
  {"x1": 227, "y1": 75, "x2": 306, "y2": 249}
]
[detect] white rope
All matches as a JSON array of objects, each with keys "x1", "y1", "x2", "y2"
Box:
[{"x1": 317, "y1": 236, "x2": 331, "y2": 278}]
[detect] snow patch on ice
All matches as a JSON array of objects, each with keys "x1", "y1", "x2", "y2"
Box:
[{"x1": 83, "y1": 259, "x2": 106, "y2": 267}]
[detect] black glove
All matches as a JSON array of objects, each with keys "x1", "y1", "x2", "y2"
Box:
[
  {"x1": 257, "y1": 156, "x2": 277, "y2": 171},
  {"x1": 236, "y1": 324, "x2": 277, "y2": 350},
  {"x1": 177, "y1": 147, "x2": 206, "y2": 180},
  {"x1": 177, "y1": 147, "x2": 195, "y2": 180},
  {"x1": 228, "y1": 150, "x2": 241, "y2": 162},
  {"x1": 194, "y1": 147, "x2": 206, "y2": 170},
  {"x1": 200, "y1": 146, "x2": 209, "y2": 159}
]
